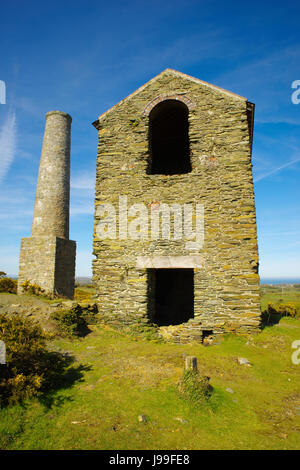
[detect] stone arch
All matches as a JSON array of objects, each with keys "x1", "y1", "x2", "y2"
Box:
[{"x1": 143, "y1": 93, "x2": 196, "y2": 116}]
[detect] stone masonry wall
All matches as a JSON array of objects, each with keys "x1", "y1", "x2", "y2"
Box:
[
  {"x1": 18, "y1": 236, "x2": 56, "y2": 294},
  {"x1": 18, "y1": 236, "x2": 76, "y2": 299},
  {"x1": 92, "y1": 70, "x2": 261, "y2": 341},
  {"x1": 31, "y1": 111, "x2": 72, "y2": 239}
]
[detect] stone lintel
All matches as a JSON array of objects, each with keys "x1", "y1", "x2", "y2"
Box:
[{"x1": 136, "y1": 255, "x2": 203, "y2": 269}]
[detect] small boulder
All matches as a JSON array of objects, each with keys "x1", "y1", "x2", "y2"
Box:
[
  {"x1": 174, "y1": 417, "x2": 188, "y2": 424},
  {"x1": 138, "y1": 414, "x2": 147, "y2": 423},
  {"x1": 237, "y1": 357, "x2": 252, "y2": 366},
  {"x1": 62, "y1": 301, "x2": 78, "y2": 309}
]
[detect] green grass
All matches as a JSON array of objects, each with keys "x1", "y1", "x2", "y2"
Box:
[
  {"x1": 0, "y1": 287, "x2": 300, "y2": 450},
  {"x1": 260, "y1": 285, "x2": 300, "y2": 312},
  {"x1": 74, "y1": 285, "x2": 97, "y2": 302}
]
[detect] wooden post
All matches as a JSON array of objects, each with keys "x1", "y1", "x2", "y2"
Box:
[{"x1": 185, "y1": 356, "x2": 197, "y2": 371}]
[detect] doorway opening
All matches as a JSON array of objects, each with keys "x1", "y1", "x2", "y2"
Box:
[{"x1": 152, "y1": 268, "x2": 194, "y2": 326}]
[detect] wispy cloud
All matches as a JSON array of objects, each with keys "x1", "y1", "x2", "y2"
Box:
[
  {"x1": 70, "y1": 205, "x2": 93, "y2": 216},
  {"x1": 254, "y1": 156, "x2": 300, "y2": 182},
  {"x1": 71, "y1": 171, "x2": 95, "y2": 190},
  {"x1": 0, "y1": 111, "x2": 17, "y2": 182},
  {"x1": 16, "y1": 97, "x2": 43, "y2": 117}
]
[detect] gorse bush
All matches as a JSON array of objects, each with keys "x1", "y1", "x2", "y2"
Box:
[
  {"x1": 50, "y1": 305, "x2": 87, "y2": 337},
  {"x1": 0, "y1": 277, "x2": 17, "y2": 294},
  {"x1": 0, "y1": 313, "x2": 66, "y2": 406},
  {"x1": 266, "y1": 302, "x2": 298, "y2": 318},
  {"x1": 261, "y1": 302, "x2": 299, "y2": 326},
  {"x1": 74, "y1": 288, "x2": 94, "y2": 302},
  {"x1": 21, "y1": 280, "x2": 45, "y2": 296}
]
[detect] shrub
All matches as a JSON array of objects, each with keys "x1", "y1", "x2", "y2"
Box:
[
  {"x1": 178, "y1": 370, "x2": 212, "y2": 405},
  {"x1": 74, "y1": 288, "x2": 96, "y2": 302},
  {"x1": 262, "y1": 302, "x2": 299, "y2": 326},
  {"x1": 0, "y1": 277, "x2": 17, "y2": 294},
  {"x1": 0, "y1": 313, "x2": 64, "y2": 406},
  {"x1": 79, "y1": 303, "x2": 99, "y2": 324},
  {"x1": 50, "y1": 305, "x2": 88, "y2": 337},
  {"x1": 278, "y1": 302, "x2": 298, "y2": 317},
  {"x1": 21, "y1": 280, "x2": 45, "y2": 296},
  {"x1": 74, "y1": 289, "x2": 91, "y2": 301},
  {"x1": 266, "y1": 302, "x2": 298, "y2": 318}
]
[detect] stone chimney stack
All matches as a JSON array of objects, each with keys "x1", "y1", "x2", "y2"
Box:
[
  {"x1": 18, "y1": 111, "x2": 76, "y2": 299},
  {"x1": 32, "y1": 111, "x2": 71, "y2": 239}
]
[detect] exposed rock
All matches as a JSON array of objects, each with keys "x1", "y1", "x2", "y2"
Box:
[
  {"x1": 138, "y1": 414, "x2": 147, "y2": 423},
  {"x1": 174, "y1": 417, "x2": 188, "y2": 424},
  {"x1": 62, "y1": 301, "x2": 78, "y2": 309},
  {"x1": 237, "y1": 357, "x2": 252, "y2": 366}
]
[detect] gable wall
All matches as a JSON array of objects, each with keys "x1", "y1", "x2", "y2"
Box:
[{"x1": 93, "y1": 72, "x2": 261, "y2": 340}]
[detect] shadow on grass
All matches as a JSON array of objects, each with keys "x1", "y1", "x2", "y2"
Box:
[
  {"x1": 37, "y1": 352, "x2": 92, "y2": 409},
  {"x1": 261, "y1": 311, "x2": 282, "y2": 329},
  {"x1": 0, "y1": 351, "x2": 92, "y2": 410},
  {"x1": 77, "y1": 324, "x2": 92, "y2": 338},
  {"x1": 56, "y1": 325, "x2": 93, "y2": 339}
]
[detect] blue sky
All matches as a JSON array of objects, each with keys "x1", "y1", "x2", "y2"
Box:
[{"x1": 0, "y1": 0, "x2": 299, "y2": 278}]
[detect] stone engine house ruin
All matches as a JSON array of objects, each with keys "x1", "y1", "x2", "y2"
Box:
[
  {"x1": 92, "y1": 69, "x2": 261, "y2": 341},
  {"x1": 17, "y1": 69, "x2": 261, "y2": 343}
]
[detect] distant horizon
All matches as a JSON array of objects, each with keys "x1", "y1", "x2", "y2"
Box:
[{"x1": 5, "y1": 273, "x2": 300, "y2": 285}]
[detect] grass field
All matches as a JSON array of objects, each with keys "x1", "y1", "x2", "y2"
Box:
[
  {"x1": 260, "y1": 284, "x2": 300, "y2": 312},
  {"x1": 0, "y1": 285, "x2": 299, "y2": 450}
]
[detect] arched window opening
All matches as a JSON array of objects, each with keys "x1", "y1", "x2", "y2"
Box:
[{"x1": 148, "y1": 100, "x2": 191, "y2": 175}]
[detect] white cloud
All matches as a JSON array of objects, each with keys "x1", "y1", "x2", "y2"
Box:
[
  {"x1": 254, "y1": 156, "x2": 300, "y2": 182},
  {"x1": 0, "y1": 111, "x2": 17, "y2": 183}
]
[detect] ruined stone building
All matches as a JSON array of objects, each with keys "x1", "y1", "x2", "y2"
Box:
[
  {"x1": 92, "y1": 69, "x2": 261, "y2": 341},
  {"x1": 18, "y1": 69, "x2": 261, "y2": 342}
]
